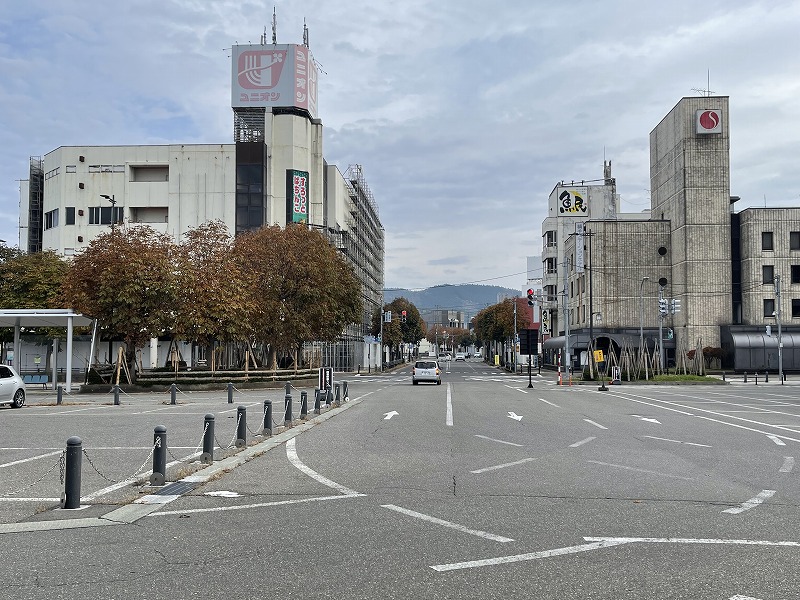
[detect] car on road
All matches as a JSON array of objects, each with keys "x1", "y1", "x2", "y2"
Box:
[
  {"x1": 455, "y1": 352, "x2": 466, "y2": 361},
  {"x1": 0, "y1": 365, "x2": 26, "y2": 408},
  {"x1": 412, "y1": 360, "x2": 441, "y2": 385}
]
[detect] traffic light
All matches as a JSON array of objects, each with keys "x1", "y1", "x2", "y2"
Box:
[
  {"x1": 659, "y1": 298, "x2": 668, "y2": 316},
  {"x1": 527, "y1": 288, "x2": 535, "y2": 306},
  {"x1": 401, "y1": 310, "x2": 407, "y2": 323},
  {"x1": 671, "y1": 299, "x2": 681, "y2": 314}
]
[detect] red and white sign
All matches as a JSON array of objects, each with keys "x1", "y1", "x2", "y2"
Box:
[{"x1": 695, "y1": 109, "x2": 722, "y2": 134}]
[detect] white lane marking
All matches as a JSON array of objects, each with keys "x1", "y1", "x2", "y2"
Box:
[
  {"x1": 430, "y1": 540, "x2": 628, "y2": 572},
  {"x1": 780, "y1": 456, "x2": 795, "y2": 473},
  {"x1": 446, "y1": 383, "x2": 453, "y2": 426},
  {"x1": 585, "y1": 536, "x2": 800, "y2": 548},
  {"x1": 504, "y1": 384, "x2": 528, "y2": 394},
  {"x1": 767, "y1": 434, "x2": 786, "y2": 446},
  {"x1": 474, "y1": 435, "x2": 523, "y2": 447},
  {"x1": 507, "y1": 411, "x2": 523, "y2": 421},
  {"x1": 286, "y1": 438, "x2": 359, "y2": 496},
  {"x1": 587, "y1": 460, "x2": 694, "y2": 481},
  {"x1": 642, "y1": 436, "x2": 712, "y2": 448},
  {"x1": 729, "y1": 595, "x2": 762, "y2": 600},
  {"x1": 0, "y1": 497, "x2": 60, "y2": 503},
  {"x1": 83, "y1": 453, "x2": 202, "y2": 501},
  {"x1": 569, "y1": 437, "x2": 596, "y2": 448},
  {"x1": 632, "y1": 414, "x2": 661, "y2": 424},
  {"x1": 471, "y1": 457, "x2": 537, "y2": 474},
  {"x1": 382, "y1": 504, "x2": 513, "y2": 543},
  {"x1": 538, "y1": 398, "x2": 560, "y2": 408},
  {"x1": 151, "y1": 493, "x2": 366, "y2": 516},
  {"x1": 583, "y1": 419, "x2": 607, "y2": 430},
  {"x1": 722, "y1": 490, "x2": 776, "y2": 514},
  {"x1": 383, "y1": 410, "x2": 399, "y2": 420},
  {"x1": 0, "y1": 450, "x2": 62, "y2": 469}
]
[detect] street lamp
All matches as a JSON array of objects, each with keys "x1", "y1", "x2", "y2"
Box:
[
  {"x1": 100, "y1": 194, "x2": 117, "y2": 231},
  {"x1": 639, "y1": 276, "x2": 649, "y2": 357}
]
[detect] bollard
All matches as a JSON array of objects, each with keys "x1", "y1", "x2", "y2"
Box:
[
  {"x1": 300, "y1": 391, "x2": 308, "y2": 420},
  {"x1": 285, "y1": 382, "x2": 292, "y2": 397},
  {"x1": 755, "y1": 373, "x2": 758, "y2": 385},
  {"x1": 765, "y1": 371, "x2": 769, "y2": 383},
  {"x1": 227, "y1": 382, "x2": 234, "y2": 404},
  {"x1": 264, "y1": 400, "x2": 273, "y2": 437},
  {"x1": 722, "y1": 371, "x2": 726, "y2": 382},
  {"x1": 151, "y1": 426, "x2": 167, "y2": 486},
  {"x1": 342, "y1": 381, "x2": 349, "y2": 402},
  {"x1": 743, "y1": 372, "x2": 748, "y2": 383},
  {"x1": 284, "y1": 393, "x2": 293, "y2": 427},
  {"x1": 113, "y1": 384, "x2": 120, "y2": 406},
  {"x1": 314, "y1": 388, "x2": 321, "y2": 414},
  {"x1": 325, "y1": 387, "x2": 333, "y2": 407},
  {"x1": 63, "y1": 436, "x2": 83, "y2": 509},
  {"x1": 57, "y1": 385, "x2": 63, "y2": 405},
  {"x1": 335, "y1": 383, "x2": 341, "y2": 406},
  {"x1": 201, "y1": 414, "x2": 215, "y2": 464},
  {"x1": 236, "y1": 406, "x2": 247, "y2": 448},
  {"x1": 170, "y1": 383, "x2": 177, "y2": 405}
]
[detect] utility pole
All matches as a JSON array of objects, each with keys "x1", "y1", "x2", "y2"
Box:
[
  {"x1": 776, "y1": 274, "x2": 783, "y2": 384},
  {"x1": 639, "y1": 276, "x2": 649, "y2": 378},
  {"x1": 513, "y1": 298, "x2": 518, "y2": 373},
  {"x1": 563, "y1": 256, "x2": 570, "y2": 377},
  {"x1": 658, "y1": 284, "x2": 665, "y2": 370}
]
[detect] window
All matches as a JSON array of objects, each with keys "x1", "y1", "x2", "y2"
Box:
[
  {"x1": 66, "y1": 165, "x2": 77, "y2": 173},
  {"x1": 89, "y1": 206, "x2": 124, "y2": 225},
  {"x1": 545, "y1": 258, "x2": 557, "y2": 274},
  {"x1": 762, "y1": 231, "x2": 774, "y2": 251},
  {"x1": 791, "y1": 232, "x2": 800, "y2": 251},
  {"x1": 763, "y1": 265, "x2": 774, "y2": 284},
  {"x1": 65, "y1": 207, "x2": 75, "y2": 225},
  {"x1": 793, "y1": 265, "x2": 800, "y2": 284},
  {"x1": 44, "y1": 209, "x2": 59, "y2": 230},
  {"x1": 793, "y1": 299, "x2": 800, "y2": 318},
  {"x1": 764, "y1": 298, "x2": 775, "y2": 317},
  {"x1": 544, "y1": 230, "x2": 557, "y2": 248}
]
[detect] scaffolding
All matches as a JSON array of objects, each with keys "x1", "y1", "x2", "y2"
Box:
[
  {"x1": 28, "y1": 157, "x2": 44, "y2": 254},
  {"x1": 233, "y1": 107, "x2": 266, "y2": 143}
]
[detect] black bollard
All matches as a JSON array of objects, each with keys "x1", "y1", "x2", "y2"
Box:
[
  {"x1": 227, "y1": 382, "x2": 234, "y2": 404},
  {"x1": 201, "y1": 414, "x2": 215, "y2": 464},
  {"x1": 314, "y1": 389, "x2": 321, "y2": 414},
  {"x1": 342, "y1": 381, "x2": 349, "y2": 402},
  {"x1": 325, "y1": 387, "x2": 333, "y2": 407},
  {"x1": 755, "y1": 373, "x2": 759, "y2": 385},
  {"x1": 264, "y1": 400, "x2": 273, "y2": 437},
  {"x1": 57, "y1": 385, "x2": 63, "y2": 405},
  {"x1": 722, "y1": 371, "x2": 726, "y2": 381},
  {"x1": 284, "y1": 393, "x2": 293, "y2": 427},
  {"x1": 335, "y1": 383, "x2": 341, "y2": 406},
  {"x1": 151, "y1": 426, "x2": 167, "y2": 486},
  {"x1": 765, "y1": 371, "x2": 769, "y2": 383},
  {"x1": 63, "y1": 436, "x2": 83, "y2": 509},
  {"x1": 113, "y1": 384, "x2": 120, "y2": 406},
  {"x1": 170, "y1": 383, "x2": 177, "y2": 405},
  {"x1": 300, "y1": 391, "x2": 308, "y2": 420},
  {"x1": 743, "y1": 372, "x2": 748, "y2": 383},
  {"x1": 236, "y1": 406, "x2": 247, "y2": 448},
  {"x1": 285, "y1": 382, "x2": 292, "y2": 397}
]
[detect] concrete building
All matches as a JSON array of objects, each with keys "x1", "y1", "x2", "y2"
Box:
[{"x1": 18, "y1": 35, "x2": 384, "y2": 373}]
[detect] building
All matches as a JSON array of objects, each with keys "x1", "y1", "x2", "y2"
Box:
[{"x1": 18, "y1": 32, "x2": 384, "y2": 372}]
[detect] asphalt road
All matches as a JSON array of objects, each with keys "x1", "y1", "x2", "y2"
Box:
[{"x1": 2, "y1": 360, "x2": 800, "y2": 599}]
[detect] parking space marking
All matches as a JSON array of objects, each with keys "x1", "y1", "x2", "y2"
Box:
[
  {"x1": 446, "y1": 383, "x2": 453, "y2": 426},
  {"x1": 538, "y1": 398, "x2": 560, "y2": 408},
  {"x1": 286, "y1": 438, "x2": 359, "y2": 496},
  {"x1": 569, "y1": 437, "x2": 596, "y2": 448},
  {"x1": 587, "y1": 460, "x2": 694, "y2": 481},
  {"x1": 382, "y1": 504, "x2": 513, "y2": 543},
  {"x1": 471, "y1": 457, "x2": 537, "y2": 474},
  {"x1": 152, "y1": 492, "x2": 365, "y2": 516},
  {"x1": 474, "y1": 435, "x2": 523, "y2": 447},
  {"x1": 642, "y1": 436, "x2": 711, "y2": 448},
  {"x1": 722, "y1": 490, "x2": 776, "y2": 515},
  {"x1": 583, "y1": 419, "x2": 607, "y2": 430},
  {"x1": 0, "y1": 450, "x2": 62, "y2": 469}
]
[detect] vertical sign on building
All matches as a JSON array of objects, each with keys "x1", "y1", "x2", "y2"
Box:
[
  {"x1": 575, "y1": 222, "x2": 585, "y2": 274},
  {"x1": 541, "y1": 310, "x2": 550, "y2": 334},
  {"x1": 286, "y1": 170, "x2": 309, "y2": 223}
]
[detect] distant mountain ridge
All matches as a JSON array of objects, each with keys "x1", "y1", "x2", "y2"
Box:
[{"x1": 384, "y1": 284, "x2": 521, "y2": 316}]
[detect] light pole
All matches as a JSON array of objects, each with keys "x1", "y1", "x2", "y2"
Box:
[
  {"x1": 639, "y1": 276, "x2": 649, "y2": 358},
  {"x1": 100, "y1": 194, "x2": 116, "y2": 231},
  {"x1": 776, "y1": 274, "x2": 783, "y2": 384}
]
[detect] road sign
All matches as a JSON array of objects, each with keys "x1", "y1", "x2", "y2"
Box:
[
  {"x1": 519, "y1": 328, "x2": 538, "y2": 355},
  {"x1": 593, "y1": 349, "x2": 604, "y2": 363},
  {"x1": 318, "y1": 367, "x2": 333, "y2": 391}
]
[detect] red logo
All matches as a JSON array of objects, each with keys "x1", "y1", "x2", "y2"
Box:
[
  {"x1": 238, "y1": 50, "x2": 286, "y2": 89},
  {"x1": 699, "y1": 110, "x2": 720, "y2": 130}
]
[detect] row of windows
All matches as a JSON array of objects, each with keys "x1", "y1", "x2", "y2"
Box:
[
  {"x1": 43, "y1": 206, "x2": 122, "y2": 229},
  {"x1": 762, "y1": 265, "x2": 800, "y2": 284},
  {"x1": 764, "y1": 299, "x2": 800, "y2": 319},
  {"x1": 762, "y1": 231, "x2": 800, "y2": 251}
]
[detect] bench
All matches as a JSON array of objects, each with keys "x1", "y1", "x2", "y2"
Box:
[{"x1": 22, "y1": 374, "x2": 50, "y2": 389}]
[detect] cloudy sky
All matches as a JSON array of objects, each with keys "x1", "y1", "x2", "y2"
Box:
[{"x1": 2, "y1": 1, "x2": 799, "y2": 291}]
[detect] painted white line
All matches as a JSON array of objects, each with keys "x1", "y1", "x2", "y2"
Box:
[
  {"x1": 471, "y1": 457, "x2": 537, "y2": 474},
  {"x1": 382, "y1": 504, "x2": 513, "y2": 543},
  {"x1": 767, "y1": 434, "x2": 786, "y2": 446},
  {"x1": 587, "y1": 460, "x2": 694, "y2": 481},
  {"x1": 729, "y1": 595, "x2": 762, "y2": 600},
  {"x1": 474, "y1": 435, "x2": 523, "y2": 447},
  {"x1": 569, "y1": 437, "x2": 596, "y2": 448},
  {"x1": 585, "y1": 536, "x2": 800, "y2": 548},
  {"x1": 430, "y1": 540, "x2": 628, "y2": 572},
  {"x1": 151, "y1": 493, "x2": 366, "y2": 516},
  {"x1": 780, "y1": 456, "x2": 795, "y2": 473},
  {"x1": 722, "y1": 490, "x2": 776, "y2": 515},
  {"x1": 286, "y1": 438, "x2": 359, "y2": 496},
  {"x1": 538, "y1": 398, "x2": 560, "y2": 408},
  {"x1": 583, "y1": 419, "x2": 607, "y2": 430},
  {"x1": 642, "y1": 436, "x2": 712, "y2": 448},
  {"x1": 446, "y1": 383, "x2": 453, "y2": 426},
  {"x1": 0, "y1": 497, "x2": 61, "y2": 503},
  {"x1": 504, "y1": 384, "x2": 528, "y2": 394},
  {"x1": 83, "y1": 453, "x2": 201, "y2": 501},
  {"x1": 0, "y1": 450, "x2": 62, "y2": 469}
]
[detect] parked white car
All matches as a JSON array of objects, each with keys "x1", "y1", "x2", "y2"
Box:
[{"x1": 0, "y1": 365, "x2": 26, "y2": 408}]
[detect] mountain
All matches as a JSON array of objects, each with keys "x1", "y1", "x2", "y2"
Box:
[{"x1": 384, "y1": 284, "x2": 521, "y2": 316}]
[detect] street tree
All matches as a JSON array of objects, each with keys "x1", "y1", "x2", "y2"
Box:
[{"x1": 371, "y1": 297, "x2": 425, "y2": 360}]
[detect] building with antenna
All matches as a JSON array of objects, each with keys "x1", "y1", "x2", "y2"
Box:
[{"x1": 18, "y1": 21, "x2": 384, "y2": 372}]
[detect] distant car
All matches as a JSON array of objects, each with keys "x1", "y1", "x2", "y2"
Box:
[
  {"x1": 412, "y1": 360, "x2": 441, "y2": 385},
  {"x1": 455, "y1": 352, "x2": 466, "y2": 361},
  {"x1": 0, "y1": 365, "x2": 26, "y2": 408}
]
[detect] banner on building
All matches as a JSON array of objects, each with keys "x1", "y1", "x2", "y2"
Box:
[
  {"x1": 557, "y1": 186, "x2": 589, "y2": 216},
  {"x1": 575, "y1": 222, "x2": 585, "y2": 273},
  {"x1": 286, "y1": 170, "x2": 309, "y2": 224}
]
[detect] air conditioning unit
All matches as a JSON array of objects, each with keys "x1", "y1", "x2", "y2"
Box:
[
  {"x1": 78, "y1": 182, "x2": 85, "y2": 189},
  {"x1": 77, "y1": 236, "x2": 83, "y2": 242}
]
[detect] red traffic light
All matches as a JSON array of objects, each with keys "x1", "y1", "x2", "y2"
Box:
[
  {"x1": 526, "y1": 289, "x2": 534, "y2": 296},
  {"x1": 401, "y1": 310, "x2": 407, "y2": 316}
]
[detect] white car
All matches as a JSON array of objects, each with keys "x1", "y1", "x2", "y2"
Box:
[
  {"x1": 455, "y1": 352, "x2": 466, "y2": 361},
  {"x1": 0, "y1": 365, "x2": 26, "y2": 408},
  {"x1": 412, "y1": 360, "x2": 441, "y2": 385}
]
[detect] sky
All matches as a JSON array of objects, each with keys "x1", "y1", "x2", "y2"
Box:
[{"x1": 2, "y1": 1, "x2": 800, "y2": 292}]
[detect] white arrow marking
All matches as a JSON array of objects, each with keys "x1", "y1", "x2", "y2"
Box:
[
  {"x1": 767, "y1": 434, "x2": 786, "y2": 446},
  {"x1": 507, "y1": 412, "x2": 523, "y2": 421},
  {"x1": 722, "y1": 489, "x2": 775, "y2": 514},
  {"x1": 632, "y1": 414, "x2": 661, "y2": 424},
  {"x1": 383, "y1": 411, "x2": 399, "y2": 420}
]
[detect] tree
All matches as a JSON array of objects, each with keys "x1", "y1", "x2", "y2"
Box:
[
  {"x1": 371, "y1": 297, "x2": 426, "y2": 360},
  {"x1": 473, "y1": 299, "x2": 516, "y2": 344},
  {"x1": 231, "y1": 225, "x2": 363, "y2": 369},
  {"x1": 0, "y1": 249, "x2": 68, "y2": 311},
  {"x1": 60, "y1": 226, "x2": 179, "y2": 381}
]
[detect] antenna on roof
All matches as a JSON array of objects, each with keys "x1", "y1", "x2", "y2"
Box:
[
  {"x1": 272, "y1": 7, "x2": 277, "y2": 44},
  {"x1": 260, "y1": 26, "x2": 267, "y2": 45},
  {"x1": 691, "y1": 70, "x2": 714, "y2": 97},
  {"x1": 303, "y1": 18, "x2": 309, "y2": 47}
]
